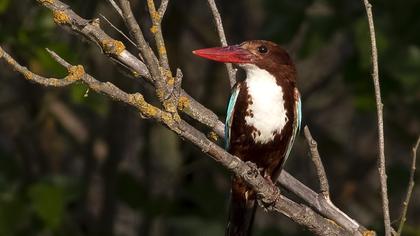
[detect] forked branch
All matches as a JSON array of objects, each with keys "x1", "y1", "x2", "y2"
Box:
[{"x1": 304, "y1": 126, "x2": 330, "y2": 199}]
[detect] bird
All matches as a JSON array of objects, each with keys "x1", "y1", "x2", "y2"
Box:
[{"x1": 193, "y1": 40, "x2": 301, "y2": 236}]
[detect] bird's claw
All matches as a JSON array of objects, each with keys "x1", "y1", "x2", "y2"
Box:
[
  {"x1": 257, "y1": 176, "x2": 281, "y2": 211},
  {"x1": 244, "y1": 161, "x2": 260, "y2": 177},
  {"x1": 244, "y1": 161, "x2": 281, "y2": 211}
]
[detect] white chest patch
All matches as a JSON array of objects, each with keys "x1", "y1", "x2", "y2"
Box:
[{"x1": 242, "y1": 64, "x2": 288, "y2": 144}]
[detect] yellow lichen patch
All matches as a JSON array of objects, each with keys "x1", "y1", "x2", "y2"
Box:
[
  {"x1": 166, "y1": 77, "x2": 174, "y2": 86},
  {"x1": 38, "y1": 0, "x2": 54, "y2": 4},
  {"x1": 155, "y1": 88, "x2": 165, "y2": 101},
  {"x1": 101, "y1": 39, "x2": 125, "y2": 55},
  {"x1": 363, "y1": 231, "x2": 375, "y2": 236},
  {"x1": 53, "y1": 10, "x2": 70, "y2": 24},
  {"x1": 208, "y1": 131, "x2": 218, "y2": 142},
  {"x1": 131, "y1": 93, "x2": 158, "y2": 118},
  {"x1": 23, "y1": 70, "x2": 33, "y2": 80},
  {"x1": 114, "y1": 40, "x2": 125, "y2": 54},
  {"x1": 150, "y1": 25, "x2": 158, "y2": 34},
  {"x1": 159, "y1": 45, "x2": 167, "y2": 55},
  {"x1": 151, "y1": 11, "x2": 161, "y2": 23},
  {"x1": 130, "y1": 93, "x2": 144, "y2": 104},
  {"x1": 172, "y1": 113, "x2": 181, "y2": 122},
  {"x1": 147, "y1": 0, "x2": 161, "y2": 22},
  {"x1": 161, "y1": 112, "x2": 174, "y2": 126},
  {"x1": 143, "y1": 104, "x2": 158, "y2": 117},
  {"x1": 177, "y1": 96, "x2": 190, "y2": 111},
  {"x1": 67, "y1": 65, "x2": 85, "y2": 81},
  {"x1": 163, "y1": 100, "x2": 177, "y2": 113}
]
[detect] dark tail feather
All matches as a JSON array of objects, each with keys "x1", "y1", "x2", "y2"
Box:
[{"x1": 226, "y1": 177, "x2": 257, "y2": 236}]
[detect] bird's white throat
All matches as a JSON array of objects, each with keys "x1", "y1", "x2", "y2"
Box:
[{"x1": 242, "y1": 64, "x2": 288, "y2": 144}]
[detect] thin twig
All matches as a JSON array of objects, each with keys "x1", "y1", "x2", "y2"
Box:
[
  {"x1": 44, "y1": 49, "x2": 171, "y2": 124},
  {"x1": 147, "y1": 0, "x2": 181, "y2": 113},
  {"x1": 158, "y1": 0, "x2": 170, "y2": 18},
  {"x1": 304, "y1": 126, "x2": 330, "y2": 199},
  {"x1": 99, "y1": 14, "x2": 137, "y2": 47},
  {"x1": 147, "y1": 0, "x2": 171, "y2": 71},
  {"x1": 37, "y1": 0, "x2": 223, "y2": 135},
  {"x1": 107, "y1": 0, "x2": 123, "y2": 18},
  {"x1": 397, "y1": 136, "x2": 420, "y2": 235},
  {"x1": 107, "y1": 0, "x2": 145, "y2": 60},
  {"x1": 279, "y1": 171, "x2": 366, "y2": 234},
  {"x1": 37, "y1": 0, "x2": 151, "y2": 78},
  {"x1": 172, "y1": 68, "x2": 183, "y2": 103},
  {"x1": 0, "y1": 47, "x2": 82, "y2": 87},
  {"x1": 117, "y1": 0, "x2": 158, "y2": 67},
  {"x1": 206, "y1": 0, "x2": 236, "y2": 88},
  {"x1": 361, "y1": 1, "x2": 391, "y2": 235},
  {"x1": 118, "y1": 0, "x2": 170, "y2": 102}
]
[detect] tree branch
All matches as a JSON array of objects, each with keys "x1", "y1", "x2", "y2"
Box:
[
  {"x1": 1, "y1": 46, "x2": 350, "y2": 236},
  {"x1": 304, "y1": 126, "x2": 330, "y2": 199},
  {"x1": 36, "y1": 0, "x2": 224, "y2": 136},
  {"x1": 206, "y1": 0, "x2": 236, "y2": 88},
  {"x1": 0, "y1": 47, "x2": 83, "y2": 87},
  {"x1": 279, "y1": 172, "x2": 368, "y2": 234},
  {"x1": 0, "y1": 1, "x2": 377, "y2": 235},
  {"x1": 146, "y1": 0, "x2": 179, "y2": 113},
  {"x1": 117, "y1": 0, "x2": 171, "y2": 104},
  {"x1": 99, "y1": 14, "x2": 137, "y2": 47},
  {"x1": 158, "y1": 0, "x2": 170, "y2": 18},
  {"x1": 397, "y1": 136, "x2": 420, "y2": 235},
  {"x1": 147, "y1": 0, "x2": 170, "y2": 71},
  {"x1": 361, "y1": 1, "x2": 391, "y2": 235},
  {"x1": 106, "y1": 0, "x2": 123, "y2": 18}
]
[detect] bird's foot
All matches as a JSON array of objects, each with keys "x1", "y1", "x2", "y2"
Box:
[
  {"x1": 243, "y1": 162, "x2": 281, "y2": 211},
  {"x1": 244, "y1": 161, "x2": 261, "y2": 177},
  {"x1": 257, "y1": 177, "x2": 281, "y2": 212}
]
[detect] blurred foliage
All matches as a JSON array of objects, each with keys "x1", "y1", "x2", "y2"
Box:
[{"x1": 0, "y1": 0, "x2": 419, "y2": 236}]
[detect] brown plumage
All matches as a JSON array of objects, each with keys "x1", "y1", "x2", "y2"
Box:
[{"x1": 193, "y1": 40, "x2": 299, "y2": 236}]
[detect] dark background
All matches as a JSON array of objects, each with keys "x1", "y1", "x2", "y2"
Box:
[{"x1": 0, "y1": 0, "x2": 419, "y2": 235}]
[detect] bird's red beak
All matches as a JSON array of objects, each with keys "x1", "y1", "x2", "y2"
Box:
[{"x1": 192, "y1": 45, "x2": 253, "y2": 64}]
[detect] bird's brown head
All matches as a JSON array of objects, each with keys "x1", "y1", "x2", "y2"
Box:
[{"x1": 193, "y1": 40, "x2": 294, "y2": 71}]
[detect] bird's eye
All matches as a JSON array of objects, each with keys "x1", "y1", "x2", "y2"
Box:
[{"x1": 257, "y1": 45, "x2": 268, "y2": 54}]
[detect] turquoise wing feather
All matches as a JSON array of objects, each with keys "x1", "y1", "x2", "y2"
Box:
[
  {"x1": 284, "y1": 93, "x2": 302, "y2": 161},
  {"x1": 225, "y1": 84, "x2": 240, "y2": 150}
]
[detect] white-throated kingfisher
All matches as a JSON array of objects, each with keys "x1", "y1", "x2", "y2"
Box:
[{"x1": 193, "y1": 40, "x2": 301, "y2": 236}]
